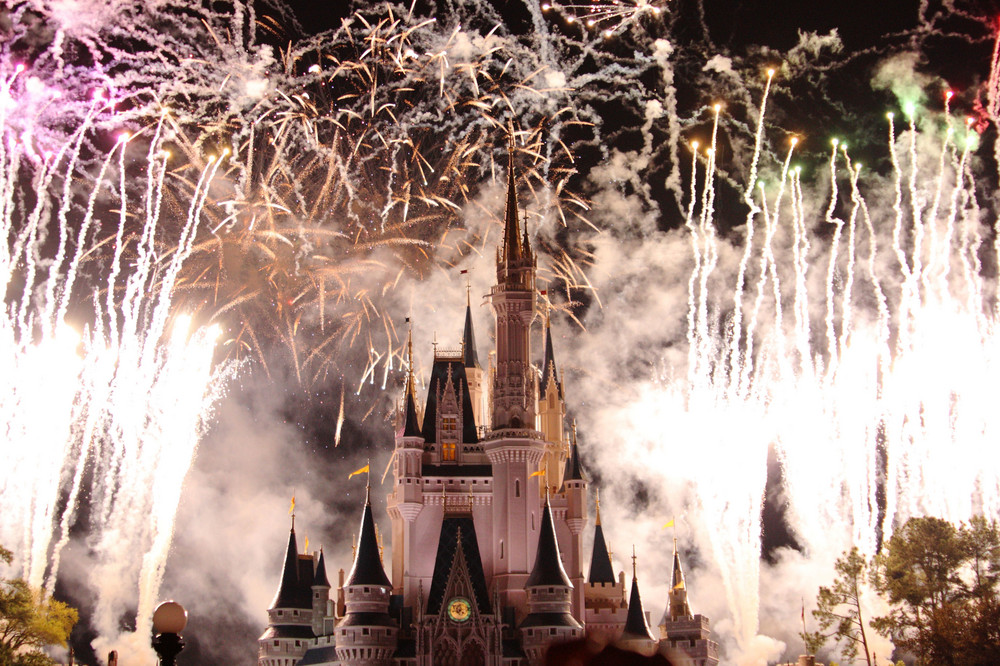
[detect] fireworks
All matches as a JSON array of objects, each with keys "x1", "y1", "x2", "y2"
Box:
[
  {"x1": 540, "y1": 0, "x2": 666, "y2": 38},
  {"x1": 2, "y1": 0, "x2": 1000, "y2": 663}
]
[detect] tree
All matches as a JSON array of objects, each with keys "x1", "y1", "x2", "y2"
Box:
[
  {"x1": 870, "y1": 516, "x2": 1000, "y2": 666},
  {"x1": 0, "y1": 545, "x2": 78, "y2": 666},
  {"x1": 801, "y1": 547, "x2": 874, "y2": 665}
]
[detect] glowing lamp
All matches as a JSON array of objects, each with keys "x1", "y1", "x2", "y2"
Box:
[
  {"x1": 153, "y1": 601, "x2": 188, "y2": 634},
  {"x1": 152, "y1": 601, "x2": 187, "y2": 666}
]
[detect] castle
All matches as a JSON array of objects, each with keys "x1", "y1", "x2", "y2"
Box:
[{"x1": 258, "y1": 143, "x2": 720, "y2": 666}]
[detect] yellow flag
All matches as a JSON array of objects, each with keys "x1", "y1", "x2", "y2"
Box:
[
  {"x1": 529, "y1": 470, "x2": 545, "y2": 478},
  {"x1": 348, "y1": 464, "x2": 370, "y2": 479},
  {"x1": 289, "y1": 495, "x2": 295, "y2": 515},
  {"x1": 663, "y1": 519, "x2": 674, "y2": 529},
  {"x1": 304, "y1": 536, "x2": 309, "y2": 553}
]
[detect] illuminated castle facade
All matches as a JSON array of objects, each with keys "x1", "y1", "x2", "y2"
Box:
[{"x1": 258, "y1": 145, "x2": 719, "y2": 666}]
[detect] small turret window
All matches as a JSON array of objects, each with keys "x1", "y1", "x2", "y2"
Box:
[
  {"x1": 500, "y1": 540, "x2": 504, "y2": 559},
  {"x1": 515, "y1": 480, "x2": 520, "y2": 497}
]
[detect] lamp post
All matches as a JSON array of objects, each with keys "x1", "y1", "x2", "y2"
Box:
[{"x1": 151, "y1": 601, "x2": 187, "y2": 666}]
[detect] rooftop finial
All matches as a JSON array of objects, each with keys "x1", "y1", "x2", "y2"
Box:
[
  {"x1": 632, "y1": 545, "x2": 638, "y2": 579},
  {"x1": 406, "y1": 319, "x2": 415, "y2": 399},
  {"x1": 595, "y1": 488, "x2": 602, "y2": 526},
  {"x1": 365, "y1": 458, "x2": 371, "y2": 503}
]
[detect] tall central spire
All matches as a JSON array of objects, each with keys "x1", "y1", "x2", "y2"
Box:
[
  {"x1": 501, "y1": 134, "x2": 524, "y2": 265},
  {"x1": 489, "y1": 131, "x2": 537, "y2": 430}
]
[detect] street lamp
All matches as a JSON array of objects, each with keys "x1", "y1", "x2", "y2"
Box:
[{"x1": 151, "y1": 601, "x2": 187, "y2": 666}]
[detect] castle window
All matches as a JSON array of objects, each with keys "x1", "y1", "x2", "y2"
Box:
[
  {"x1": 531, "y1": 513, "x2": 535, "y2": 530},
  {"x1": 363, "y1": 628, "x2": 370, "y2": 635},
  {"x1": 274, "y1": 640, "x2": 279, "y2": 647},
  {"x1": 515, "y1": 480, "x2": 520, "y2": 497},
  {"x1": 443, "y1": 442, "x2": 456, "y2": 461},
  {"x1": 443, "y1": 416, "x2": 457, "y2": 431},
  {"x1": 500, "y1": 540, "x2": 504, "y2": 559}
]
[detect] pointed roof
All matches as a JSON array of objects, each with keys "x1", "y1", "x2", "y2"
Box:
[
  {"x1": 403, "y1": 325, "x2": 421, "y2": 437},
  {"x1": 313, "y1": 548, "x2": 330, "y2": 589},
  {"x1": 526, "y1": 496, "x2": 573, "y2": 588},
  {"x1": 271, "y1": 526, "x2": 309, "y2": 608},
  {"x1": 588, "y1": 494, "x2": 615, "y2": 584},
  {"x1": 420, "y1": 357, "x2": 478, "y2": 443},
  {"x1": 564, "y1": 423, "x2": 586, "y2": 482},
  {"x1": 623, "y1": 561, "x2": 655, "y2": 641},
  {"x1": 344, "y1": 488, "x2": 391, "y2": 588},
  {"x1": 426, "y1": 516, "x2": 491, "y2": 615},
  {"x1": 501, "y1": 136, "x2": 524, "y2": 266},
  {"x1": 462, "y1": 296, "x2": 480, "y2": 369},
  {"x1": 539, "y1": 315, "x2": 562, "y2": 400},
  {"x1": 671, "y1": 541, "x2": 686, "y2": 591}
]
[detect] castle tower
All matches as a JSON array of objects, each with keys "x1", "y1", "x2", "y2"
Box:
[
  {"x1": 658, "y1": 540, "x2": 720, "y2": 666},
  {"x1": 489, "y1": 136, "x2": 536, "y2": 431},
  {"x1": 311, "y1": 549, "x2": 331, "y2": 637},
  {"x1": 334, "y1": 486, "x2": 398, "y2": 665},
  {"x1": 537, "y1": 312, "x2": 567, "y2": 494},
  {"x1": 258, "y1": 519, "x2": 316, "y2": 666},
  {"x1": 618, "y1": 550, "x2": 657, "y2": 657},
  {"x1": 387, "y1": 326, "x2": 428, "y2": 598},
  {"x1": 583, "y1": 492, "x2": 628, "y2": 639},
  {"x1": 560, "y1": 426, "x2": 587, "y2": 621},
  {"x1": 484, "y1": 137, "x2": 545, "y2": 615},
  {"x1": 520, "y1": 494, "x2": 582, "y2": 664}
]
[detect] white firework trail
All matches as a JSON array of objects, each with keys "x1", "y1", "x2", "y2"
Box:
[
  {"x1": 0, "y1": 63, "x2": 233, "y2": 655},
  {"x1": 670, "y1": 70, "x2": 1000, "y2": 659}
]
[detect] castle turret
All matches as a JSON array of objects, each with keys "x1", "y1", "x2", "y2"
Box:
[
  {"x1": 583, "y1": 492, "x2": 628, "y2": 640},
  {"x1": 311, "y1": 549, "x2": 331, "y2": 637},
  {"x1": 387, "y1": 326, "x2": 427, "y2": 597},
  {"x1": 618, "y1": 550, "x2": 657, "y2": 657},
  {"x1": 258, "y1": 518, "x2": 316, "y2": 666},
  {"x1": 537, "y1": 312, "x2": 567, "y2": 495},
  {"x1": 520, "y1": 494, "x2": 582, "y2": 664},
  {"x1": 334, "y1": 486, "x2": 398, "y2": 665},
  {"x1": 658, "y1": 539, "x2": 720, "y2": 666},
  {"x1": 561, "y1": 425, "x2": 587, "y2": 622}
]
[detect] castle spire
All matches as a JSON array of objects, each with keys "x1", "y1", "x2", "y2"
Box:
[
  {"x1": 403, "y1": 321, "x2": 421, "y2": 437},
  {"x1": 501, "y1": 133, "x2": 523, "y2": 266},
  {"x1": 564, "y1": 422, "x2": 585, "y2": 482},
  {"x1": 622, "y1": 548, "x2": 655, "y2": 642},
  {"x1": 462, "y1": 290, "x2": 480, "y2": 370},
  {"x1": 588, "y1": 490, "x2": 615, "y2": 584},
  {"x1": 269, "y1": 520, "x2": 302, "y2": 608},
  {"x1": 344, "y1": 481, "x2": 391, "y2": 587},
  {"x1": 540, "y1": 307, "x2": 563, "y2": 400},
  {"x1": 526, "y1": 493, "x2": 572, "y2": 587},
  {"x1": 667, "y1": 537, "x2": 692, "y2": 620}
]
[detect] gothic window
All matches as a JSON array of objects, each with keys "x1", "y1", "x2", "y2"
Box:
[
  {"x1": 443, "y1": 416, "x2": 457, "y2": 431},
  {"x1": 443, "y1": 442, "x2": 456, "y2": 461}
]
